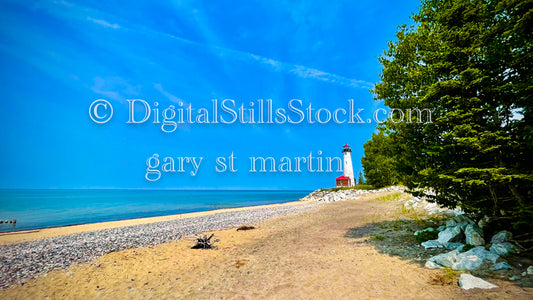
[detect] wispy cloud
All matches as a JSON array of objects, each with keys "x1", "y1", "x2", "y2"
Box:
[
  {"x1": 153, "y1": 83, "x2": 192, "y2": 131},
  {"x1": 92, "y1": 77, "x2": 141, "y2": 102},
  {"x1": 221, "y1": 49, "x2": 373, "y2": 89},
  {"x1": 36, "y1": 0, "x2": 373, "y2": 90},
  {"x1": 86, "y1": 17, "x2": 120, "y2": 29},
  {"x1": 153, "y1": 83, "x2": 183, "y2": 104},
  {"x1": 203, "y1": 44, "x2": 373, "y2": 89},
  {"x1": 249, "y1": 54, "x2": 283, "y2": 70},
  {"x1": 253, "y1": 54, "x2": 370, "y2": 88},
  {"x1": 289, "y1": 62, "x2": 371, "y2": 89}
]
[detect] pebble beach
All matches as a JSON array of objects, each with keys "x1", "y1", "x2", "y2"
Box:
[{"x1": 0, "y1": 202, "x2": 317, "y2": 289}]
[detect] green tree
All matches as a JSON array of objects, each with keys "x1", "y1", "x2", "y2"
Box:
[
  {"x1": 357, "y1": 171, "x2": 365, "y2": 185},
  {"x1": 371, "y1": 0, "x2": 532, "y2": 238},
  {"x1": 361, "y1": 130, "x2": 400, "y2": 188}
]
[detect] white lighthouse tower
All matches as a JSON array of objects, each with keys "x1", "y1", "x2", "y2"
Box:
[{"x1": 342, "y1": 143, "x2": 355, "y2": 186}]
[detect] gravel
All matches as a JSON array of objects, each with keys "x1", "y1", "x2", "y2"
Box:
[{"x1": 0, "y1": 203, "x2": 316, "y2": 289}]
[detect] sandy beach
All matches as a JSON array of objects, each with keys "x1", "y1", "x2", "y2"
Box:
[
  {"x1": 1, "y1": 191, "x2": 531, "y2": 299},
  {"x1": 0, "y1": 200, "x2": 315, "y2": 246}
]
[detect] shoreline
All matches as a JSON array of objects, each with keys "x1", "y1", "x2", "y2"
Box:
[
  {"x1": 0, "y1": 200, "x2": 314, "y2": 246},
  {"x1": 0, "y1": 200, "x2": 318, "y2": 289},
  {"x1": 2, "y1": 190, "x2": 529, "y2": 298},
  {"x1": 1, "y1": 190, "x2": 530, "y2": 298}
]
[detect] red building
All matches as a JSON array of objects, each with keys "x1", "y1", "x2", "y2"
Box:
[{"x1": 335, "y1": 175, "x2": 351, "y2": 187}]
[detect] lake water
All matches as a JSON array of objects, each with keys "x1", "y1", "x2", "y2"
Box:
[{"x1": 0, "y1": 189, "x2": 311, "y2": 232}]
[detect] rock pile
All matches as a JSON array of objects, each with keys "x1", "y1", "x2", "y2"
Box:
[
  {"x1": 300, "y1": 186, "x2": 404, "y2": 203},
  {"x1": 420, "y1": 214, "x2": 520, "y2": 273},
  {"x1": 301, "y1": 186, "x2": 462, "y2": 217},
  {"x1": 402, "y1": 196, "x2": 461, "y2": 216},
  {"x1": 418, "y1": 214, "x2": 533, "y2": 288}
]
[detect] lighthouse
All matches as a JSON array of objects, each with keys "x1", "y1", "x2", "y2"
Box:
[{"x1": 341, "y1": 143, "x2": 355, "y2": 186}]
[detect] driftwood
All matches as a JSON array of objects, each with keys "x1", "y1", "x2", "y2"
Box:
[
  {"x1": 236, "y1": 226, "x2": 255, "y2": 231},
  {"x1": 188, "y1": 233, "x2": 220, "y2": 249}
]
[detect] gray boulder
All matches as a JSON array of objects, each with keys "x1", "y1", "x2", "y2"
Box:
[
  {"x1": 491, "y1": 262, "x2": 512, "y2": 271},
  {"x1": 453, "y1": 254, "x2": 484, "y2": 270},
  {"x1": 464, "y1": 224, "x2": 485, "y2": 246},
  {"x1": 489, "y1": 242, "x2": 516, "y2": 257},
  {"x1": 459, "y1": 222, "x2": 471, "y2": 231},
  {"x1": 421, "y1": 239, "x2": 443, "y2": 249},
  {"x1": 453, "y1": 214, "x2": 473, "y2": 225},
  {"x1": 455, "y1": 215, "x2": 475, "y2": 231},
  {"x1": 446, "y1": 218, "x2": 458, "y2": 228},
  {"x1": 491, "y1": 231, "x2": 512, "y2": 244},
  {"x1": 528, "y1": 265, "x2": 533, "y2": 275},
  {"x1": 458, "y1": 274, "x2": 498, "y2": 290},
  {"x1": 445, "y1": 242, "x2": 464, "y2": 251},
  {"x1": 452, "y1": 247, "x2": 499, "y2": 271},
  {"x1": 428, "y1": 250, "x2": 459, "y2": 268},
  {"x1": 438, "y1": 225, "x2": 462, "y2": 244},
  {"x1": 425, "y1": 260, "x2": 443, "y2": 269},
  {"x1": 445, "y1": 214, "x2": 471, "y2": 229},
  {"x1": 467, "y1": 247, "x2": 499, "y2": 263}
]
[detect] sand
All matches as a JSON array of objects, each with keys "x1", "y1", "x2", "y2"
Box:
[
  {"x1": 0, "y1": 200, "x2": 314, "y2": 246},
  {"x1": 1, "y1": 192, "x2": 531, "y2": 299}
]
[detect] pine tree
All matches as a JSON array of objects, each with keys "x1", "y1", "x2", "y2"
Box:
[
  {"x1": 369, "y1": 0, "x2": 532, "y2": 240},
  {"x1": 361, "y1": 130, "x2": 399, "y2": 188}
]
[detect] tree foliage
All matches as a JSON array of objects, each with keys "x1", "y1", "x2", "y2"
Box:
[
  {"x1": 361, "y1": 130, "x2": 400, "y2": 188},
  {"x1": 366, "y1": 0, "x2": 533, "y2": 239},
  {"x1": 357, "y1": 171, "x2": 366, "y2": 185}
]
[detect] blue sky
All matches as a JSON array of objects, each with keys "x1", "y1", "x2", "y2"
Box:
[{"x1": 0, "y1": 0, "x2": 419, "y2": 190}]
